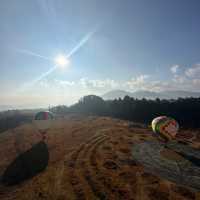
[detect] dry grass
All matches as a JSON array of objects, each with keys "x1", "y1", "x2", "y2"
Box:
[{"x1": 0, "y1": 115, "x2": 199, "y2": 200}]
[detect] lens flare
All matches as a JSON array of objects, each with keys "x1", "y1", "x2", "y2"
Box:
[
  {"x1": 54, "y1": 54, "x2": 70, "y2": 68},
  {"x1": 15, "y1": 25, "x2": 100, "y2": 93}
]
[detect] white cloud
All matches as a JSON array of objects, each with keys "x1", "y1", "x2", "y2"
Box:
[
  {"x1": 54, "y1": 80, "x2": 75, "y2": 86},
  {"x1": 29, "y1": 72, "x2": 200, "y2": 94},
  {"x1": 136, "y1": 74, "x2": 150, "y2": 83},
  {"x1": 147, "y1": 81, "x2": 175, "y2": 92},
  {"x1": 185, "y1": 64, "x2": 200, "y2": 77},
  {"x1": 170, "y1": 65, "x2": 180, "y2": 74},
  {"x1": 172, "y1": 74, "x2": 200, "y2": 91},
  {"x1": 125, "y1": 77, "x2": 182, "y2": 92},
  {"x1": 9, "y1": 68, "x2": 200, "y2": 109},
  {"x1": 78, "y1": 78, "x2": 119, "y2": 89},
  {"x1": 172, "y1": 74, "x2": 186, "y2": 84},
  {"x1": 124, "y1": 73, "x2": 200, "y2": 92},
  {"x1": 124, "y1": 75, "x2": 150, "y2": 90},
  {"x1": 193, "y1": 79, "x2": 200, "y2": 86}
]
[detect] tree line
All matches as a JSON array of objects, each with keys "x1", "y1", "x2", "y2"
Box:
[
  {"x1": 0, "y1": 110, "x2": 33, "y2": 133},
  {"x1": 51, "y1": 95, "x2": 200, "y2": 128},
  {"x1": 0, "y1": 95, "x2": 199, "y2": 134}
]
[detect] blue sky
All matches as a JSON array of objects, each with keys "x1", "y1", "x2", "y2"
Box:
[{"x1": 1, "y1": 0, "x2": 200, "y2": 108}]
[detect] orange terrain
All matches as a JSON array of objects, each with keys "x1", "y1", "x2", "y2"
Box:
[{"x1": 0, "y1": 115, "x2": 200, "y2": 200}]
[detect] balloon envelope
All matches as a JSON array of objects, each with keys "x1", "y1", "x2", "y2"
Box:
[
  {"x1": 34, "y1": 111, "x2": 54, "y2": 131},
  {"x1": 152, "y1": 116, "x2": 179, "y2": 141},
  {"x1": 34, "y1": 111, "x2": 54, "y2": 120}
]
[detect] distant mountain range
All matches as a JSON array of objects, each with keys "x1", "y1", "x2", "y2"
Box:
[
  {"x1": 0, "y1": 105, "x2": 16, "y2": 111},
  {"x1": 102, "y1": 90, "x2": 200, "y2": 100}
]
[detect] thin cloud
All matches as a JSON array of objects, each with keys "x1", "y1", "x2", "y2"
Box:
[
  {"x1": 78, "y1": 78, "x2": 119, "y2": 89},
  {"x1": 54, "y1": 80, "x2": 75, "y2": 86},
  {"x1": 185, "y1": 64, "x2": 200, "y2": 78},
  {"x1": 125, "y1": 75, "x2": 150, "y2": 90},
  {"x1": 170, "y1": 65, "x2": 180, "y2": 74}
]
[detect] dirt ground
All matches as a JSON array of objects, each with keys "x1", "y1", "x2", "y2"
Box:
[{"x1": 0, "y1": 115, "x2": 200, "y2": 200}]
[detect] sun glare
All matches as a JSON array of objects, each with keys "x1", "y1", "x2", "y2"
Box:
[{"x1": 54, "y1": 54, "x2": 70, "y2": 68}]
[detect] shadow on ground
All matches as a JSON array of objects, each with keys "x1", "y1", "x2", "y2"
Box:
[{"x1": 1, "y1": 141, "x2": 49, "y2": 186}]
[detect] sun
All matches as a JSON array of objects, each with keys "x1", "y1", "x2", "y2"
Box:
[{"x1": 54, "y1": 54, "x2": 70, "y2": 68}]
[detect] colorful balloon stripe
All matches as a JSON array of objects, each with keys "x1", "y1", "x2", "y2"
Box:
[
  {"x1": 152, "y1": 116, "x2": 179, "y2": 141},
  {"x1": 34, "y1": 111, "x2": 54, "y2": 120}
]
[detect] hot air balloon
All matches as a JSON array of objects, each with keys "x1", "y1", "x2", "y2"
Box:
[
  {"x1": 34, "y1": 111, "x2": 54, "y2": 140},
  {"x1": 151, "y1": 116, "x2": 179, "y2": 142}
]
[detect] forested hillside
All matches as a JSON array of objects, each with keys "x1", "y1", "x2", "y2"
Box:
[
  {"x1": 60, "y1": 95, "x2": 200, "y2": 128},
  {"x1": 1, "y1": 95, "x2": 200, "y2": 134}
]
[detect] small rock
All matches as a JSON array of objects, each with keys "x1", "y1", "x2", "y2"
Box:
[{"x1": 103, "y1": 160, "x2": 119, "y2": 170}]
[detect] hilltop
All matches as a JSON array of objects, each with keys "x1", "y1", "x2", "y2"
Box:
[{"x1": 0, "y1": 115, "x2": 200, "y2": 200}]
